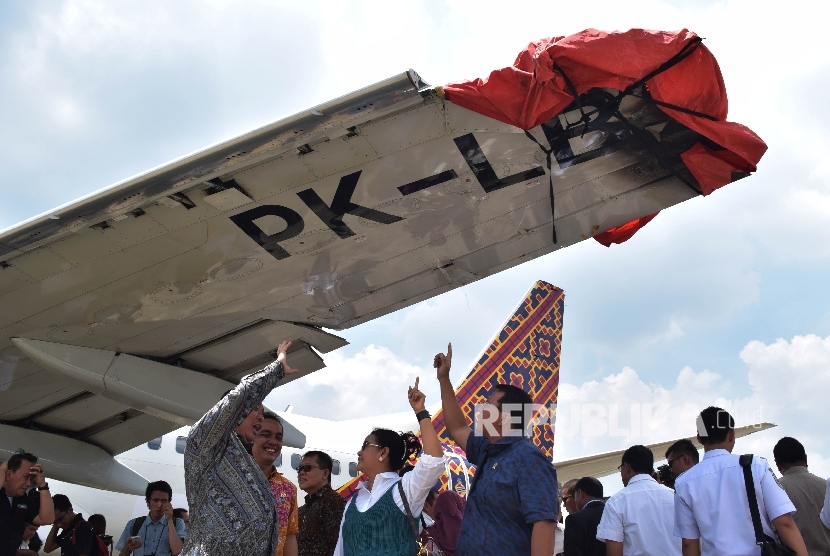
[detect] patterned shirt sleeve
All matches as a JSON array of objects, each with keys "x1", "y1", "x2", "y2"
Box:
[
  {"x1": 288, "y1": 486, "x2": 299, "y2": 536},
  {"x1": 186, "y1": 360, "x2": 285, "y2": 464},
  {"x1": 324, "y1": 492, "x2": 347, "y2": 552}
]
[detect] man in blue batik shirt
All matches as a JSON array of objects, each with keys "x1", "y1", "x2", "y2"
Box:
[{"x1": 434, "y1": 344, "x2": 559, "y2": 556}]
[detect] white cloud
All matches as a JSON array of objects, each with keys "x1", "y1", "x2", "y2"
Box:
[
  {"x1": 265, "y1": 344, "x2": 435, "y2": 420},
  {"x1": 553, "y1": 332, "x2": 830, "y2": 481}
]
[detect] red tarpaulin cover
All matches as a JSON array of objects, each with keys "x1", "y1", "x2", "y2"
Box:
[{"x1": 443, "y1": 28, "x2": 767, "y2": 247}]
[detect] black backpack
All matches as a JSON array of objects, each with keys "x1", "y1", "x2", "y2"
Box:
[{"x1": 71, "y1": 519, "x2": 110, "y2": 556}]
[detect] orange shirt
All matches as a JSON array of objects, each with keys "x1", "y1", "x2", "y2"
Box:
[{"x1": 267, "y1": 467, "x2": 299, "y2": 556}]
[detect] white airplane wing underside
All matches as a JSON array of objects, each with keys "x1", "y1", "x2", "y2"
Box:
[{"x1": 0, "y1": 68, "x2": 718, "y2": 493}]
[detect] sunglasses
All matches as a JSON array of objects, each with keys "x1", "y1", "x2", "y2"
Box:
[
  {"x1": 360, "y1": 441, "x2": 383, "y2": 451},
  {"x1": 297, "y1": 464, "x2": 321, "y2": 474}
]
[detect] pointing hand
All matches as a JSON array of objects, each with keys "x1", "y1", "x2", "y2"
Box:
[
  {"x1": 433, "y1": 343, "x2": 452, "y2": 381},
  {"x1": 408, "y1": 377, "x2": 426, "y2": 412}
]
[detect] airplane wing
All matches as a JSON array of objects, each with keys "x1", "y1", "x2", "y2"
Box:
[
  {"x1": 0, "y1": 29, "x2": 765, "y2": 495},
  {"x1": 552, "y1": 423, "x2": 777, "y2": 484}
]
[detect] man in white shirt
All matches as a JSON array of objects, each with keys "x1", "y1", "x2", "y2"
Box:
[
  {"x1": 596, "y1": 445, "x2": 680, "y2": 556},
  {"x1": 673, "y1": 406, "x2": 808, "y2": 556}
]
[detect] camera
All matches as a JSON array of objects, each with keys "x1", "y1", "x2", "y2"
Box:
[{"x1": 656, "y1": 464, "x2": 675, "y2": 488}]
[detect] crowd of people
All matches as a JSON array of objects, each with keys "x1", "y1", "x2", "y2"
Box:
[{"x1": 3, "y1": 341, "x2": 830, "y2": 556}]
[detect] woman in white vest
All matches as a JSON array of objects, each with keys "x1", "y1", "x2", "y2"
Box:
[{"x1": 334, "y1": 377, "x2": 446, "y2": 556}]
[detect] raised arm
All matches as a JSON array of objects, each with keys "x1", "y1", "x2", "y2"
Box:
[
  {"x1": 400, "y1": 378, "x2": 448, "y2": 513},
  {"x1": 29, "y1": 463, "x2": 54, "y2": 526},
  {"x1": 435, "y1": 344, "x2": 471, "y2": 452},
  {"x1": 187, "y1": 341, "x2": 297, "y2": 462},
  {"x1": 409, "y1": 377, "x2": 442, "y2": 458},
  {"x1": 44, "y1": 525, "x2": 60, "y2": 553}
]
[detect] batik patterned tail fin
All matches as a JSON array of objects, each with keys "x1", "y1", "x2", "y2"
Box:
[{"x1": 338, "y1": 280, "x2": 564, "y2": 500}]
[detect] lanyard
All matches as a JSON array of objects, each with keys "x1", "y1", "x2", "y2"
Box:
[{"x1": 141, "y1": 519, "x2": 168, "y2": 556}]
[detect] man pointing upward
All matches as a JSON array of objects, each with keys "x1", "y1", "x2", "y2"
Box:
[
  {"x1": 435, "y1": 343, "x2": 559, "y2": 556},
  {"x1": 181, "y1": 341, "x2": 298, "y2": 556}
]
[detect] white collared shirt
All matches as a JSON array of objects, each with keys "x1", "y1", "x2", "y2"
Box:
[
  {"x1": 674, "y1": 449, "x2": 796, "y2": 556},
  {"x1": 333, "y1": 454, "x2": 447, "y2": 556},
  {"x1": 820, "y1": 476, "x2": 830, "y2": 529},
  {"x1": 596, "y1": 473, "x2": 681, "y2": 556}
]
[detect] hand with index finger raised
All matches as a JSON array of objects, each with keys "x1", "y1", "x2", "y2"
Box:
[
  {"x1": 434, "y1": 343, "x2": 452, "y2": 381},
  {"x1": 408, "y1": 377, "x2": 426, "y2": 412}
]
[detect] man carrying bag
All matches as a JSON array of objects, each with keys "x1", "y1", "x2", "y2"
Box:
[{"x1": 673, "y1": 407, "x2": 808, "y2": 556}]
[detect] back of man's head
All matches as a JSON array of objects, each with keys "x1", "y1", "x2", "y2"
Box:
[
  {"x1": 773, "y1": 437, "x2": 808, "y2": 467},
  {"x1": 6, "y1": 450, "x2": 37, "y2": 473},
  {"x1": 696, "y1": 406, "x2": 734, "y2": 445},
  {"x1": 145, "y1": 480, "x2": 173, "y2": 501},
  {"x1": 665, "y1": 438, "x2": 700, "y2": 463},
  {"x1": 622, "y1": 445, "x2": 654, "y2": 475},
  {"x1": 87, "y1": 514, "x2": 106, "y2": 535},
  {"x1": 494, "y1": 384, "x2": 534, "y2": 431},
  {"x1": 574, "y1": 477, "x2": 603, "y2": 500},
  {"x1": 52, "y1": 494, "x2": 72, "y2": 513}
]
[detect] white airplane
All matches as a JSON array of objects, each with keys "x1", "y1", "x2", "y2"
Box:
[{"x1": 0, "y1": 35, "x2": 767, "y2": 541}]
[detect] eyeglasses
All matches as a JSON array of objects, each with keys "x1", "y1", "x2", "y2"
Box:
[
  {"x1": 561, "y1": 495, "x2": 573, "y2": 502},
  {"x1": 297, "y1": 464, "x2": 321, "y2": 474},
  {"x1": 667, "y1": 455, "x2": 684, "y2": 469},
  {"x1": 360, "y1": 441, "x2": 383, "y2": 451}
]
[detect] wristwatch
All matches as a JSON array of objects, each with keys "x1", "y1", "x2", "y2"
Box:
[
  {"x1": 415, "y1": 410, "x2": 431, "y2": 422},
  {"x1": 37, "y1": 483, "x2": 49, "y2": 491}
]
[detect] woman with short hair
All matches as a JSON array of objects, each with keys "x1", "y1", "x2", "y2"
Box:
[{"x1": 334, "y1": 377, "x2": 445, "y2": 556}]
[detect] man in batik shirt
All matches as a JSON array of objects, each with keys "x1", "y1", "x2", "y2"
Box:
[
  {"x1": 181, "y1": 341, "x2": 297, "y2": 556},
  {"x1": 253, "y1": 412, "x2": 298, "y2": 556},
  {"x1": 296, "y1": 451, "x2": 345, "y2": 556}
]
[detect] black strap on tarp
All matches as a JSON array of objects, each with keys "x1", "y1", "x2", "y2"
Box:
[
  {"x1": 523, "y1": 130, "x2": 558, "y2": 244},
  {"x1": 535, "y1": 35, "x2": 712, "y2": 243}
]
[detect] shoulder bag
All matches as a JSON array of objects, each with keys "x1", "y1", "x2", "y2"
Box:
[
  {"x1": 397, "y1": 481, "x2": 444, "y2": 556},
  {"x1": 739, "y1": 454, "x2": 796, "y2": 556}
]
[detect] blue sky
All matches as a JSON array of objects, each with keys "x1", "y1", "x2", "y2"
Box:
[{"x1": 2, "y1": 0, "x2": 830, "y2": 476}]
